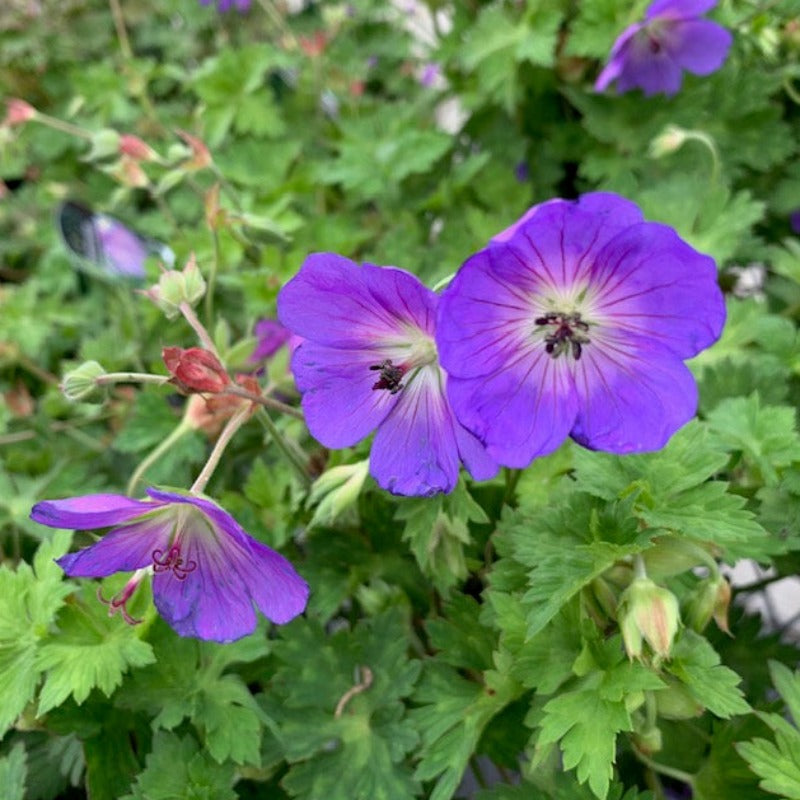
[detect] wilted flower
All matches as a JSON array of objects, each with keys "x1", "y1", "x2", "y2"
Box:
[
  {"x1": 437, "y1": 192, "x2": 725, "y2": 467},
  {"x1": 31, "y1": 488, "x2": 308, "y2": 642},
  {"x1": 278, "y1": 253, "x2": 497, "y2": 496},
  {"x1": 595, "y1": 0, "x2": 733, "y2": 97}
]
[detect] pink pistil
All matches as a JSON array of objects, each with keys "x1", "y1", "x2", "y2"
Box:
[{"x1": 152, "y1": 544, "x2": 197, "y2": 580}]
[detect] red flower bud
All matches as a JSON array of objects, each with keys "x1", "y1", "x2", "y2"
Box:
[
  {"x1": 119, "y1": 134, "x2": 157, "y2": 161},
  {"x1": 176, "y1": 129, "x2": 212, "y2": 170},
  {"x1": 163, "y1": 347, "x2": 230, "y2": 394},
  {"x1": 4, "y1": 98, "x2": 36, "y2": 127}
]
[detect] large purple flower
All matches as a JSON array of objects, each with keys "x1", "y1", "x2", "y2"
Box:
[
  {"x1": 436, "y1": 192, "x2": 726, "y2": 468},
  {"x1": 277, "y1": 254, "x2": 497, "y2": 496},
  {"x1": 30, "y1": 488, "x2": 308, "y2": 643},
  {"x1": 595, "y1": 0, "x2": 732, "y2": 97}
]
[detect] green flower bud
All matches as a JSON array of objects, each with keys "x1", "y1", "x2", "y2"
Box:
[
  {"x1": 619, "y1": 577, "x2": 681, "y2": 661},
  {"x1": 143, "y1": 254, "x2": 206, "y2": 319},
  {"x1": 655, "y1": 677, "x2": 704, "y2": 720},
  {"x1": 648, "y1": 125, "x2": 688, "y2": 158},
  {"x1": 61, "y1": 361, "x2": 106, "y2": 402},
  {"x1": 307, "y1": 460, "x2": 369, "y2": 528}
]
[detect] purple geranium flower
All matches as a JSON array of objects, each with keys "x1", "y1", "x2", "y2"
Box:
[
  {"x1": 199, "y1": 0, "x2": 251, "y2": 12},
  {"x1": 437, "y1": 192, "x2": 726, "y2": 468},
  {"x1": 250, "y1": 318, "x2": 292, "y2": 363},
  {"x1": 595, "y1": 0, "x2": 732, "y2": 97},
  {"x1": 30, "y1": 488, "x2": 308, "y2": 642},
  {"x1": 277, "y1": 254, "x2": 498, "y2": 496}
]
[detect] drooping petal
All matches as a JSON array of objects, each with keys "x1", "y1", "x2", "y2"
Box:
[
  {"x1": 291, "y1": 341, "x2": 399, "y2": 448},
  {"x1": 665, "y1": 19, "x2": 732, "y2": 75},
  {"x1": 594, "y1": 24, "x2": 643, "y2": 91},
  {"x1": 278, "y1": 253, "x2": 436, "y2": 348},
  {"x1": 30, "y1": 494, "x2": 154, "y2": 530},
  {"x1": 646, "y1": 0, "x2": 718, "y2": 20},
  {"x1": 251, "y1": 318, "x2": 291, "y2": 361},
  {"x1": 57, "y1": 514, "x2": 173, "y2": 578},
  {"x1": 446, "y1": 353, "x2": 579, "y2": 468},
  {"x1": 148, "y1": 489, "x2": 308, "y2": 641},
  {"x1": 570, "y1": 332, "x2": 698, "y2": 453},
  {"x1": 588, "y1": 222, "x2": 725, "y2": 359},
  {"x1": 369, "y1": 366, "x2": 461, "y2": 496}
]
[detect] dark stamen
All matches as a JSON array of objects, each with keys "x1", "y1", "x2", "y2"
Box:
[
  {"x1": 369, "y1": 359, "x2": 406, "y2": 394},
  {"x1": 535, "y1": 311, "x2": 590, "y2": 361},
  {"x1": 152, "y1": 545, "x2": 198, "y2": 581}
]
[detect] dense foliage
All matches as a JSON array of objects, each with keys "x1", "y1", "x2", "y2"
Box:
[{"x1": 2, "y1": 0, "x2": 800, "y2": 798}]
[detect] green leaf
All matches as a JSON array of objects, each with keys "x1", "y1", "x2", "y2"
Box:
[
  {"x1": 0, "y1": 534, "x2": 73, "y2": 737},
  {"x1": 122, "y1": 732, "x2": 236, "y2": 800},
  {"x1": 117, "y1": 620, "x2": 269, "y2": 766},
  {"x1": 668, "y1": 632, "x2": 750, "y2": 719},
  {"x1": 411, "y1": 662, "x2": 519, "y2": 800},
  {"x1": 707, "y1": 394, "x2": 800, "y2": 485},
  {"x1": 268, "y1": 609, "x2": 421, "y2": 800},
  {"x1": 396, "y1": 480, "x2": 487, "y2": 592},
  {"x1": 0, "y1": 742, "x2": 27, "y2": 800},
  {"x1": 36, "y1": 585, "x2": 155, "y2": 715}
]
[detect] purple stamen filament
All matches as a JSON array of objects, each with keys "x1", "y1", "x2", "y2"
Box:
[
  {"x1": 535, "y1": 311, "x2": 590, "y2": 360},
  {"x1": 369, "y1": 358, "x2": 406, "y2": 394},
  {"x1": 152, "y1": 544, "x2": 197, "y2": 580}
]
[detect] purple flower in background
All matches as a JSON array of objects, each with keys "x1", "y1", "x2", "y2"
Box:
[
  {"x1": 790, "y1": 210, "x2": 800, "y2": 234},
  {"x1": 437, "y1": 192, "x2": 725, "y2": 468},
  {"x1": 277, "y1": 254, "x2": 497, "y2": 496},
  {"x1": 31, "y1": 488, "x2": 308, "y2": 642},
  {"x1": 595, "y1": 0, "x2": 732, "y2": 97},
  {"x1": 199, "y1": 0, "x2": 251, "y2": 12},
  {"x1": 251, "y1": 318, "x2": 292, "y2": 363},
  {"x1": 419, "y1": 62, "x2": 442, "y2": 88}
]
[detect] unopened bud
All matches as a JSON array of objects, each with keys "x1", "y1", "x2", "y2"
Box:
[
  {"x1": 307, "y1": 460, "x2": 369, "y2": 527},
  {"x1": 61, "y1": 360, "x2": 107, "y2": 401},
  {"x1": 648, "y1": 125, "x2": 688, "y2": 158},
  {"x1": 163, "y1": 347, "x2": 230, "y2": 394},
  {"x1": 85, "y1": 128, "x2": 121, "y2": 161},
  {"x1": 142, "y1": 254, "x2": 206, "y2": 319},
  {"x1": 655, "y1": 677, "x2": 704, "y2": 720},
  {"x1": 176, "y1": 129, "x2": 212, "y2": 170},
  {"x1": 619, "y1": 577, "x2": 681, "y2": 661},
  {"x1": 4, "y1": 98, "x2": 36, "y2": 127},
  {"x1": 632, "y1": 726, "x2": 662, "y2": 756},
  {"x1": 119, "y1": 134, "x2": 158, "y2": 162}
]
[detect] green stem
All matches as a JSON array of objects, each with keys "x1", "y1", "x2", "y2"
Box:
[
  {"x1": 127, "y1": 420, "x2": 192, "y2": 495},
  {"x1": 431, "y1": 271, "x2": 455, "y2": 292},
  {"x1": 205, "y1": 229, "x2": 220, "y2": 326},
  {"x1": 255, "y1": 408, "x2": 312, "y2": 487},
  {"x1": 190, "y1": 405, "x2": 250, "y2": 494},
  {"x1": 635, "y1": 750, "x2": 695, "y2": 788},
  {"x1": 634, "y1": 554, "x2": 648, "y2": 580},
  {"x1": 33, "y1": 112, "x2": 93, "y2": 140},
  {"x1": 179, "y1": 301, "x2": 219, "y2": 357},
  {"x1": 96, "y1": 372, "x2": 170, "y2": 386}
]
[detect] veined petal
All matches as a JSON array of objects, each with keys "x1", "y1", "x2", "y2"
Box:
[
  {"x1": 57, "y1": 514, "x2": 173, "y2": 578},
  {"x1": 453, "y1": 418, "x2": 499, "y2": 482},
  {"x1": 31, "y1": 493, "x2": 155, "y2": 530},
  {"x1": 437, "y1": 248, "x2": 538, "y2": 381},
  {"x1": 616, "y1": 43, "x2": 684, "y2": 96},
  {"x1": 369, "y1": 366, "x2": 461, "y2": 496},
  {"x1": 148, "y1": 490, "x2": 308, "y2": 642},
  {"x1": 491, "y1": 194, "x2": 645, "y2": 292},
  {"x1": 570, "y1": 332, "x2": 698, "y2": 453},
  {"x1": 666, "y1": 19, "x2": 732, "y2": 75},
  {"x1": 446, "y1": 352, "x2": 578, "y2": 468},
  {"x1": 291, "y1": 341, "x2": 399, "y2": 448},
  {"x1": 589, "y1": 222, "x2": 725, "y2": 359},
  {"x1": 278, "y1": 253, "x2": 435, "y2": 348},
  {"x1": 595, "y1": 24, "x2": 643, "y2": 91}
]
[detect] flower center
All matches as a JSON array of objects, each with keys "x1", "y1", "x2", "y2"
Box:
[
  {"x1": 370, "y1": 359, "x2": 406, "y2": 394},
  {"x1": 535, "y1": 311, "x2": 590, "y2": 360},
  {"x1": 152, "y1": 544, "x2": 197, "y2": 580}
]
